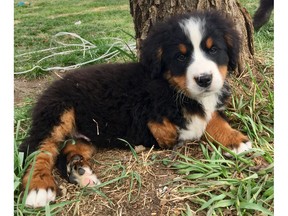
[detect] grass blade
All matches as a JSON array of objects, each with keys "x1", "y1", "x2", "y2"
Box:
[
  {"x1": 198, "y1": 194, "x2": 226, "y2": 212},
  {"x1": 239, "y1": 202, "x2": 273, "y2": 215},
  {"x1": 207, "y1": 199, "x2": 235, "y2": 216}
]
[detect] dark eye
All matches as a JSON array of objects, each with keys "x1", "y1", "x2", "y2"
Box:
[
  {"x1": 209, "y1": 46, "x2": 218, "y2": 55},
  {"x1": 177, "y1": 54, "x2": 187, "y2": 62}
]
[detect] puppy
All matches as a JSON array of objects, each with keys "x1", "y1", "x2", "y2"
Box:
[{"x1": 19, "y1": 10, "x2": 252, "y2": 208}]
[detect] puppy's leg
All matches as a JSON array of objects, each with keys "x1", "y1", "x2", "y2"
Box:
[
  {"x1": 147, "y1": 117, "x2": 178, "y2": 148},
  {"x1": 58, "y1": 139, "x2": 101, "y2": 187},
  {"x1": 23, "y1": 109, "x2": 75, "y2": 208},
  {"x1": 205, "y1": 111, "x2": 252, "y2": 155}
]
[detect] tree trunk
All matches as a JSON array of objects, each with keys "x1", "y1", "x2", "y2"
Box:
[{"x1": 129, "y1": 0, "x2": 254, "y2": 76}]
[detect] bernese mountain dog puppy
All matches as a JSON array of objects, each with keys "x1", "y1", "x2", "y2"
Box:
[{"x1": 19, "y1": 10, "x2": 252, "y2": 208}]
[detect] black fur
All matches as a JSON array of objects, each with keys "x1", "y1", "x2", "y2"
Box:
[
  {"x1": 253, "y1": 0, "x2": 274, "y2": 31},
  {"x1": 19, "y1": 11, "x2": 240, "y2": 159},
  {"x1": 19, "y1": 63, "x2": 189, "y2": 154}
]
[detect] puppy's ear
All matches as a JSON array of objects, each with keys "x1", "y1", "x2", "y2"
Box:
[
  {"x1": 140, "y1": 30, "x2": 164, "y2": 79},
  {"x1": 140, "y1": 46, "x2": 163, "y2": 78},
  {"x1": 220, "y1": 14, "x2": 242, "y2": 72},
  {"x1": 224, "y1": 29, "x2": 241, "y2": 72}
]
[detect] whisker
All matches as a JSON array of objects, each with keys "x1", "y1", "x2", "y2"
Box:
[{"x1": 174, "y1": 88, "x2": 188, "y2": 108}]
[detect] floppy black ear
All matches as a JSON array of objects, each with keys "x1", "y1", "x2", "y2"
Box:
[
  {"x1": 222, "y1": 17, "x2": 241, "y2": 72},
  {"x1": 140, "y1": 26, "x2": 165, "y2": 79},
  {"x1": 224, "y1": 29, "x2": 241, "y2": 72},
  {"x1": 140, "y1": 46, "x2": 163, "y2": 78},
  {"x1": 209, "y1": 10, "x2": 241, "y2": 72}
]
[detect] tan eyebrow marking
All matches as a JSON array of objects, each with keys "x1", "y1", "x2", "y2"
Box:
[
  {"x1": 179, "y1": 43, "x2": 187, "y2": 54},
  {"x1": 205, "y1": 37, "x2": 214, "y2": 49}
]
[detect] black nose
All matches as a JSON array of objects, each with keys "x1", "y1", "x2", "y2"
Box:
[{"x1": 194, "y1": 74, "x2": 212, "y2": 88}]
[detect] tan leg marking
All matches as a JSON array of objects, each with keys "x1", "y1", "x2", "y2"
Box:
[
  {"x1": 205, "y1": 112, "x2": 248, "y2": 149},
  {"x1": 62, "y1": 139, "x2": 95, "y2": 162},
  {"x1": 23, "y1": 109, "x2": 76, "y2": 207},
  {"x1": 147, "y1": 118, "x2": 178, "y2": 148}
]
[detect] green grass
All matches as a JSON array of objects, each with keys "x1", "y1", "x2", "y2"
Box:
[
  {"x1": 14, "y1": 0, "x2": 135, "y2": 78},
  {"x1": 14, "y1": 0, "x2": 274, "y2": 215},
  {"x1": 169, "y1": 142, "x2": 273, "y2": 215}
]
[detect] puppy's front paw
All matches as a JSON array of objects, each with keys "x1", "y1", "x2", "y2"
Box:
[
  {"x1": 23, "y1": 171, "x2": 57, "y2": 208},
  {"x1": 224, "y1": 141, "x2": 252, "y2": 157},
  {"x1": 25, "y1": 188, "x2": 56, "y2": 208}
]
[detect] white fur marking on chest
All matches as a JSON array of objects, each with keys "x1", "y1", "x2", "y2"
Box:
[
  {"x1": 178, "y1": 94, "x2": 219, "y2": 141},
  {"x1": 179, "y1": 115, "x2": 207, "y2": 140},
  {"x1": 199, "y1": 93, "x2": 219, "y2": 121}
]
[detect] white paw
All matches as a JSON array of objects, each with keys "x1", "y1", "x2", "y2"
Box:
[
  {"x1": 75, "y1": 166, "x2": 101, "y2": 187},
  {"x1": 224, "y1": 141, "x2": 252, "y2": 157},
  {"x1": 67, "y1": 155, "x2": 101, "y2": 187},
  {"x1": 25, "y1": 188, "x2": 56, "y2": 208}
]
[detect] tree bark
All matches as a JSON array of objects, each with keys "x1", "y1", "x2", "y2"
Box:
[{"x1": 129, "y1": 0, "x2": 254, "y2": 76}]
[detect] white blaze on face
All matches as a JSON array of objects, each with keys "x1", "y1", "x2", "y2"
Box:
[
  {"x1": 177, "y1": 18, "x2": 226, "y2": 141},
  {"x1": 179, "y1": 18, "x2": 224, "y2": 98}
]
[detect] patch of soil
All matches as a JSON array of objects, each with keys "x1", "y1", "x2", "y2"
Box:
[
  {"x1": 53, "y1": 146, "x2": 205, "y2": 216},
  {"x1": 14, "y1": 73, "x2": 60, "y2": 106}
]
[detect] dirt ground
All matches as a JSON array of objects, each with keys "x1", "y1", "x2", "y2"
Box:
[
  {"x1": 14, "y1": 73, "x2": 207, "y2": 215},
  {"x1": 14, "y1": 72, "x2": 59, "y2": 106},
  {"x1": 54, "y1": 147, "x2": 206, "y2": 216}
]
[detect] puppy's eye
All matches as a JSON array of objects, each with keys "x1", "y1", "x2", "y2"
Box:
[
  {"x1": 209, "y1": 46, "x2": 218, "y2": 55},
  {"x1": 177, "y1": 54, "x2": 187, "y2": 62}
]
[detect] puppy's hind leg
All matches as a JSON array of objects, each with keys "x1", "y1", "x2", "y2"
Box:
[
  {"x1": 57, "y1": 138, "x2": 101, "y2": 187},
  {"x1": 22, "y1": 109, "x2": 76, "y2": 208}
]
